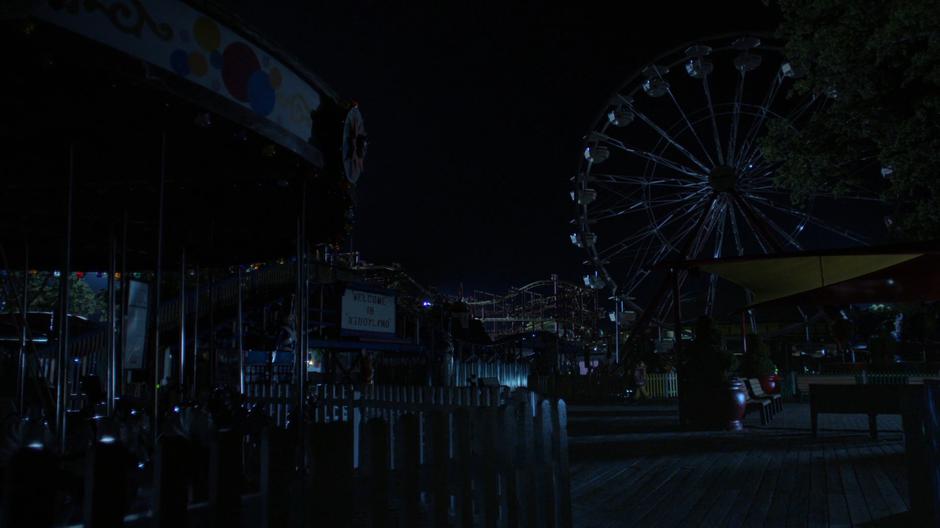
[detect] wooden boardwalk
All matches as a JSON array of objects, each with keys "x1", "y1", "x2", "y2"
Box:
[{"x1": 568, "y1": 402, "x2": 910, "y2": 527}]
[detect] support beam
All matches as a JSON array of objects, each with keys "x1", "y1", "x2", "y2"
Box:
[
  {"x1": 152, "y1": 132, "x2": 166, "y2": 444},
  {"x1": 106, "y1": 231, "x2": 116, "y2": 416},
  {"x1": 17, "y1": 243, "x2": 28, "y2": 413},
  {"x1": 179, "y1": 251, "x2": 186, "y2": 394},
  {"x1": 237, "y1": 266, "x2": 244, "y2": 395},
  {"x1": 55, "y1": 144, "x2": 74, "y2": 453}
]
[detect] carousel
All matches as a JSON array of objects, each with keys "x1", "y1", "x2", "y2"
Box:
[{"x1": 0, "y1": 3, "x2": 366, "y2": 523}]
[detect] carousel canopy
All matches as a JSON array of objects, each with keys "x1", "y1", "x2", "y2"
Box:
[
  {"x1": 674, "y1": 244, "x2": 940, "y2": 309},
  {"x1": 0, "y1": 1, "x2": 352, "y2": 270}
]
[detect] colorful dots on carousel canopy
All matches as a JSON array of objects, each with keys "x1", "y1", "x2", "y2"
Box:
[
  {"x1": 193, "y1": 16, "x2": 221, "y2": 52},
  {"x1": 210, "y1": 50, "x2": 223, "y2": 69},
  {"x1": 188, "y1": 51, "x2": 208, "y2": 77},
  {"x1": 222, "y1": 41, "x2": 260, "y2": 102},
  {"x1": 269, "y1": 66, "x2": 282, "y2": 89},
  {"x1": 248, "y1": 70, "x2": 276, "y2": 115},
  {"x1": 170, "y1": 49, "x2": 190, "y2": 76}
]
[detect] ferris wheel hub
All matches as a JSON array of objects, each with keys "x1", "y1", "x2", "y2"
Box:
[{"x1": 708, "y1": 165, "x2": 738, "y2": 193}]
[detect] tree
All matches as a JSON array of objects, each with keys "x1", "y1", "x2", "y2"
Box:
[
  {"x1": 763, "y1": 0, "x2": 940, "y2": 238},
  {"x1": 1, "y1": 272, "x2": 106, "y2": 321}
]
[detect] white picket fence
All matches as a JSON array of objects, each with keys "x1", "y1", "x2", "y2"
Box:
[
  {"x1": 646, "y1": 372, "x2": 679, "y2": 399},
  {"x1": 453, "y1": 360, "x2": 529, "y2": 389}
]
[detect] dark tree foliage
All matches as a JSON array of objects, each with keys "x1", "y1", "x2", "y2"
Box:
[
  {"x1": 1, "y1": 273, "x2": 105, "y2": 320},
  {"x1": 682, "y1": 316, "x2": 736, "y2": 387},
  {"x1": 740, "y1": 334, "x2": 776, "y2": 377},
  {"x1": 763, "y1": 0, "x2": 940, "y2": 238}
]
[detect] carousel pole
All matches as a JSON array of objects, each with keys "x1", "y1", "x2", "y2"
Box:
[
  {"x1": 152, "y1": 131, "x2": 166, "y2": 442},
  {"x1": 17, "y1": 242, "x2": 28, "y2": 413},
  {"x1": 120, "y1": 209, "x2": 128, "y2": 398},
  {"x1": 106, "y1": 229, "x2": 117, "y2": 416},
  {"x1": 192, "y1": 265, "x2": 199, "y2": 399},
  {"x1": 236, "y1": 265, "x2": 244, "y2": 395},
  {"x1": 55, "y1": 144, "x2": 75, "y2": 453},
  {"x1": 179, "y1": 250, "x2": 186, "y2": 394}
]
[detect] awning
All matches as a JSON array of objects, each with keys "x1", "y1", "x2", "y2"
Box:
[{"x1": 674, "y1": 244, "x2": 940, "y2": 309}]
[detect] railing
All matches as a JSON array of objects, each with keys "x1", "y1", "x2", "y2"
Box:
[
  {"x1": 453, "y1": 360, "x2": 530, "y2": 389},
  {"x1": 646, "y1": 372, "x2": 679, "y2": 399}
]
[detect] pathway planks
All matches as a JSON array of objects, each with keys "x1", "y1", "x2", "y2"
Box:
[{"x1": 569, "y1": 403, "x2": 909, "y2": 527}]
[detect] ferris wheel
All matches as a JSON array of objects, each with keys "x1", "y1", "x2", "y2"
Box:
[{"x1": 572, "y1": 34, "x2": 883, "y2": 322}]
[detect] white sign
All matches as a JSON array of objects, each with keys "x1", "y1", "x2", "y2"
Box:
[
  {"x1": 34, "y1": 0, "x2": 321, "y2": 147},
  {"x1": 341, "y1": 289, "x2": 395, "y2": 335}
]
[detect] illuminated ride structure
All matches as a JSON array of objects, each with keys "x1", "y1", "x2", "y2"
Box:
[
  {"x1": 572, "y1": 34, "x2": 884, "y2": 332},
  {"x1": 465, "y1": 276, "x2": 606, "y2": 344},
  {"x1": 0, "y1": 2, "x2": 362, "y2": 452}
]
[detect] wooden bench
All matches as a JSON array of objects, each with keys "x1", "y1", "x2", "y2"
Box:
[
  {"x1": 809, "y1": 383, "x2": 920, "y2": 438},
  {"x1": 747, "y1": 378, "x2": 782, "y2": 413},
  {"x1": 796, "y1": 375, "x2": 854, "y2": 400},
  {"x1": 743, "y1": 388, "x2": 772, "y2": 425}
]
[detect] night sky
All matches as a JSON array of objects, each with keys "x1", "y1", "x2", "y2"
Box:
[{"x1": 217, "y1": 1, "x2": 778, "y2": 293}]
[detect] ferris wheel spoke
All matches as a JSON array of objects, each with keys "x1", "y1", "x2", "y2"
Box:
[
  {"x1": 599, "y1": 193, "x2": 711, "y2": 262},
  {"x1": 728, "y1": 200, "x2": 747, "y2": 258},
  {"x1": 785, "y1": 93, "x2": 819, "y2": 123},
  {"x1": 730, "y1": 195, "x2": 771, "y2": 253},
  {"x1": 601, "y1": 136, "x2": 706, "y2": 180},
  {"x1": 736, "y1": 73, "x2": 785, "y2": 169},
  {"x1": 727, "y1": 73, "x2": 747, "y2": 166},
  {"x1": 737, "y1": 195, "x2": 804, "y2": 250},
  {"x1": 701, "y1": 75, "x2": 726, "y2": 165},
  {"x1": 666, "y1": 88, "x2": 716, "y2": 167},
  {"x1": 743, "y1": 193, "x2": 871, "y2": 245},
  {"x1": 591, "y1": 173, "x2": 708, "y2": 188},
  {"x1": 616, "y1": 99, "x2": 712, "y2": 173},
  {"x1": 705, "y1": 204, "x2": 728, "y2": 315}
]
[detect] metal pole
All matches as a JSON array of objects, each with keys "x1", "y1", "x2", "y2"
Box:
[
  {"x1": 208, "y1": 269, "x2": 216, "y2": 388},
  {"x1": 237, "y1": 266, "x2": 244, "y2": 394},
  {"x1": 192, "y1": 265, "x2": 199, "y2": 398},
  {"x1": 120, "y1": 209, "x2": 128, "y2": 398},
  {"x1": 106, "y1": 230, "x2": 116, "y2": 415},
  {"x1": 17, "y1": 243, "x2": 28, "y2": 413},
  {"x1": 179, "y1": 251, "x2": 186, "y2": 392},
  {"x1": 672, "y1": 268, "x2": 682, "y2": 357},
  {"x1": 614, "y1": 298, "x2": 621, "y2": 365},
  {"x1": 152, "y1": 132, "x2": 166, "y2": 442},
  {"x1": 55, "y1": 144, "x2": 74, "y2": 453}
]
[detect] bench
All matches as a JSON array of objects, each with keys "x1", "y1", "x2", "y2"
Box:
[
  {"x1": 743, "y1": 387, "x2": 772, "y2": 425},
  {"x1": 747, "y1": 378, "x2": 783, "y2": 413},
  {"x1": 809, "y1": 383, "x2": 921, "y2": 438}
]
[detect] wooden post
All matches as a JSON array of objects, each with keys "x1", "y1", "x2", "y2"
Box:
[
  {"x1": 515, "y1": 396, "x2": 536, "y2": 528},
  {"x1": 309, "y1": 422, "x2": 354, "y2": 526},
  {"x1": 209, "y1": 429, "x2": 243, "y2": 527},
  {"x1": 429, "y1": 409, "x2": 451, "y2": 527},
  {"x1": 363, "y1": 418, "x2": 390, "y2": 527},
  {"x1": 398, "y1": 413, "x2": 421, "y2": 526},
  {"x1": 453, "y1": 408, "x2": 474, "y2": 527},
  {"x1": 261, "y1": 427, "x2": 293, "y2": 528},
  {"x1": 83, "y1": 442, "x2": 128, "y2": 528},
  {"x1": 552, "y1": 399, "x2": 573, "y2": 528},
  {"x1": 1, "y1": 447, "x2": 57, "y2": 528},
  {"x1": 476, "y1": 406, "x2": 500, "y2": 528},
  {"x1": 152, "y1": 435, "x2": 189, "y2": 528},
  {"x1": 534, "y1": 400, "x2": 556, "y2": 528}
]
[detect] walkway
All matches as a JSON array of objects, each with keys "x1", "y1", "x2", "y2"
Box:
[{"x1": 568, "y1": 402, "x2": 910, "y2": 527}]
